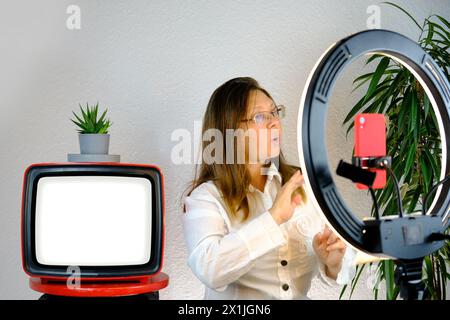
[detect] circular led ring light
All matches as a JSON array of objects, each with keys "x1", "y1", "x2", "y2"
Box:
[{"x1": 298, "y1": 30, "x2": 450, "y2": 259}]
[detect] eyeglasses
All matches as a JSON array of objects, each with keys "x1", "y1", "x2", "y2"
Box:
[{"x1": 241, "y1": 105, "x2": 286, "y2": 125}]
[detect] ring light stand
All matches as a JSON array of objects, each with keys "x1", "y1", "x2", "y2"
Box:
[{"x1": 297, "y1": 29, "x2": 450, "y2": 299}]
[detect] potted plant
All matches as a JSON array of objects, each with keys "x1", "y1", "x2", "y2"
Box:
[
  {"x1": 341, "y1": 3, "x2": 450, "y2": 300},
  {"x1": 71, "y1": 102, "x2": 112, "y2": 154}
]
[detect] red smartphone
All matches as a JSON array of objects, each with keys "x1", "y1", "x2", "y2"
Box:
[{"x1": 354, "y1": 113, "x2": 387, "y2": 189}]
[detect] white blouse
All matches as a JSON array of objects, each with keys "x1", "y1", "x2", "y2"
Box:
[{"x1": 182, "y1": 162, "x2": 356, "y2": 300}]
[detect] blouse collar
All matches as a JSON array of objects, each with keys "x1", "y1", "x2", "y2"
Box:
[{"x1": 248, "y1": 161, "x2": 282, "y2": 193}]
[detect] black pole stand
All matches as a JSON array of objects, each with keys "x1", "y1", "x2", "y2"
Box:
[{"x1": 394, "y1": 258, "x2": 426, "y2": 300}]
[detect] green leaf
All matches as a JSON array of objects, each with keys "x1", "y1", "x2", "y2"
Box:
[
  {"x1": 397, "y1": 88, "x2": 411, "y2": 130},
  {"x1": 381, "y1": 2, "x2": 423, "y2": 31},
  {"x1": 434, "y1": 14, "x2": 450, "y2": 31},
  {"x1": 403, "y1": 142, "x2": 416, "y2": 179},
  {"x1": 384, "y1": 260, "x2": 395, "y2": 300},
  {"x1": 97, "y1": 109, "x2": 108, "y2": 125},
  {"x1": 423, "y1": 148, "x2": 439, "y2": 178},
  {"x1": 365, "y1": 53, "x2": 384, "y2": 65},
  {"x1": 420, "y1": 156, "x2": 431, "y2": 195},
  {"x1": 423, "y1": 94, "x2": 430, "y2": 120},
  {"x1": 93, "y1": 102, "x2": 99, "y2": 123},
  {"x1": 406, "y1": 187, "x2": 421, "y2": 213},
  {"x1": 377, "y1": 182, "x2": 394, "y2": 214},
  {"x1": 392, "y1": 285, "x2": 400, "y2": 300},
  {"x1": 423, "y1": 255, "x2": 435, "y2": 298},
  {"x1": 344, "y1": 103, "x2": 381, "y2": 137},
  {"x1": 79, "y1": 104, "x2": 88, "y2": 122},
  {"x1": 98, "y1": 121, "x2": 110, "y2": 134},
  {"x1": 353, "y1": 70, "x2": 401, "y2": 94},
  {"x1": 71, "y1": 112, "x2": 85, "y2": 127},
  {"x1": 349, "y1": 264, "x2": 365, "y2": 299},
  {"x1": 437, "y1": 254, "x2": 447, "y2": 283},
  {"x1": 427, "y1": 19, "x2": 450, "y2": 40},
  {"x1": 353, "y1": 72, "x2": 376, "y2": 84},
  {"x1": 70, "y1": 119, "x2": 87, "y2": 132},
  {"x1": 363, "y1": 57, "x2": 390, "y2": 105},
  {"x1": 339, "y1": 285, "x2": 347, "y2": 300},
  {"x1": 343, "y1": 82, "x2": 392, "y2": 134},
  {"x1": 409, "y1": 90, "x2": 418, "y2": 134},
  {"x1": 425, "y1": 21, "x2": 435, "y2": 44},
  {"x1": 429, "y1": 111, "x2": 440, "y2": 138}
]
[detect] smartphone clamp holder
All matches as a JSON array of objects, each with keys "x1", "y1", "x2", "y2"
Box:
[{"x1": 352, "y1": 156, "x2": 392, "y2": 169}]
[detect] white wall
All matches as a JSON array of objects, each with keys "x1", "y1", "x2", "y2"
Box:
[{"x1": 1, "y1": 0, "x2": 448, "y2": 300}]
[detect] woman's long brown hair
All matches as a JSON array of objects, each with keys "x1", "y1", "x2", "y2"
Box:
[{"x1": 182, "y1": 77, "x2": 306, "y2": 222}]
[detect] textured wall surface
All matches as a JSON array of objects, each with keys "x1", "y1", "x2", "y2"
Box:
[{"x1": 1, "y1": 0, "x2": 449, "y2": 300}]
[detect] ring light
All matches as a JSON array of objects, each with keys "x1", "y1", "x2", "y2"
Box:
[{"x1": 297, "y1": 29, "x2": 450, "y2": 261}]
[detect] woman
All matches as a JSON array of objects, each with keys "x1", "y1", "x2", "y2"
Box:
[{"x1": 182, "y1": 77, "x2": 355, "y2": 299}]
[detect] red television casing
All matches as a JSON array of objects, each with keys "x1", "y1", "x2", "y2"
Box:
[
  {"x1": 354, "y1": 114, "x2": 387, "y2": 189},
  {"x1": 21, "y1": 162, "x2": 168, "y2": 297}
]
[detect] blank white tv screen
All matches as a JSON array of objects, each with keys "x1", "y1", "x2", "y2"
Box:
[{"x1": 35, "y1": 175, "x2": 152, "y2": 266}]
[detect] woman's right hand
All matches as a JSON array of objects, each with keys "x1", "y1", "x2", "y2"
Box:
[{"x1": 269, "y1": 170, "x2": 305, "y2": 225}]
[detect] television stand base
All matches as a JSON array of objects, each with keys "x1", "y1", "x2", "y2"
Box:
[
  {"x1": 29, "y1": 272, "x2": 169, "y2": 298},
  {"x1": 39, "y1": 291, "x2": 159, "y2": 301}
]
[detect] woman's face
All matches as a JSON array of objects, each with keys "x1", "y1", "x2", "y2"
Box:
[{"x1": 240, "y1": 89, "x2": 282, "y2": 164}]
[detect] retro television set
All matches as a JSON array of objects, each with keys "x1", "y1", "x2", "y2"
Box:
[{"x1": 21, "y1": 162, "x2": 167, "y2": 297}]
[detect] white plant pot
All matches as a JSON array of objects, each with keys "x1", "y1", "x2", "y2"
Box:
[{"x1": 79, "y1": 133, "x2": 110, "y2": 154}]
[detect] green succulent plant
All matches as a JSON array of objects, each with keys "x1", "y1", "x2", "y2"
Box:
[{"x1": 71, "y1": 102, "x2": 112, "y2": 134}]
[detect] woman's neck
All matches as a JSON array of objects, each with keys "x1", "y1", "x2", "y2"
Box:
[{"x1": 247, "y1": 162, "x2": 269, "y2": 192}]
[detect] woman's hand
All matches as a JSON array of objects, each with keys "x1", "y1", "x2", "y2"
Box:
[
  {"x1": 313, "y1": 226, "x2": 346, "y2": 280},
  {"x1": 269, "y1": 170, "x2": 304, "y2": 225}
]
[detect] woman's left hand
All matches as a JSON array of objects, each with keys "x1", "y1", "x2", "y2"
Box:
[{"x1": 312, "y1": 226, "x2": 346, "y2": 279}]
